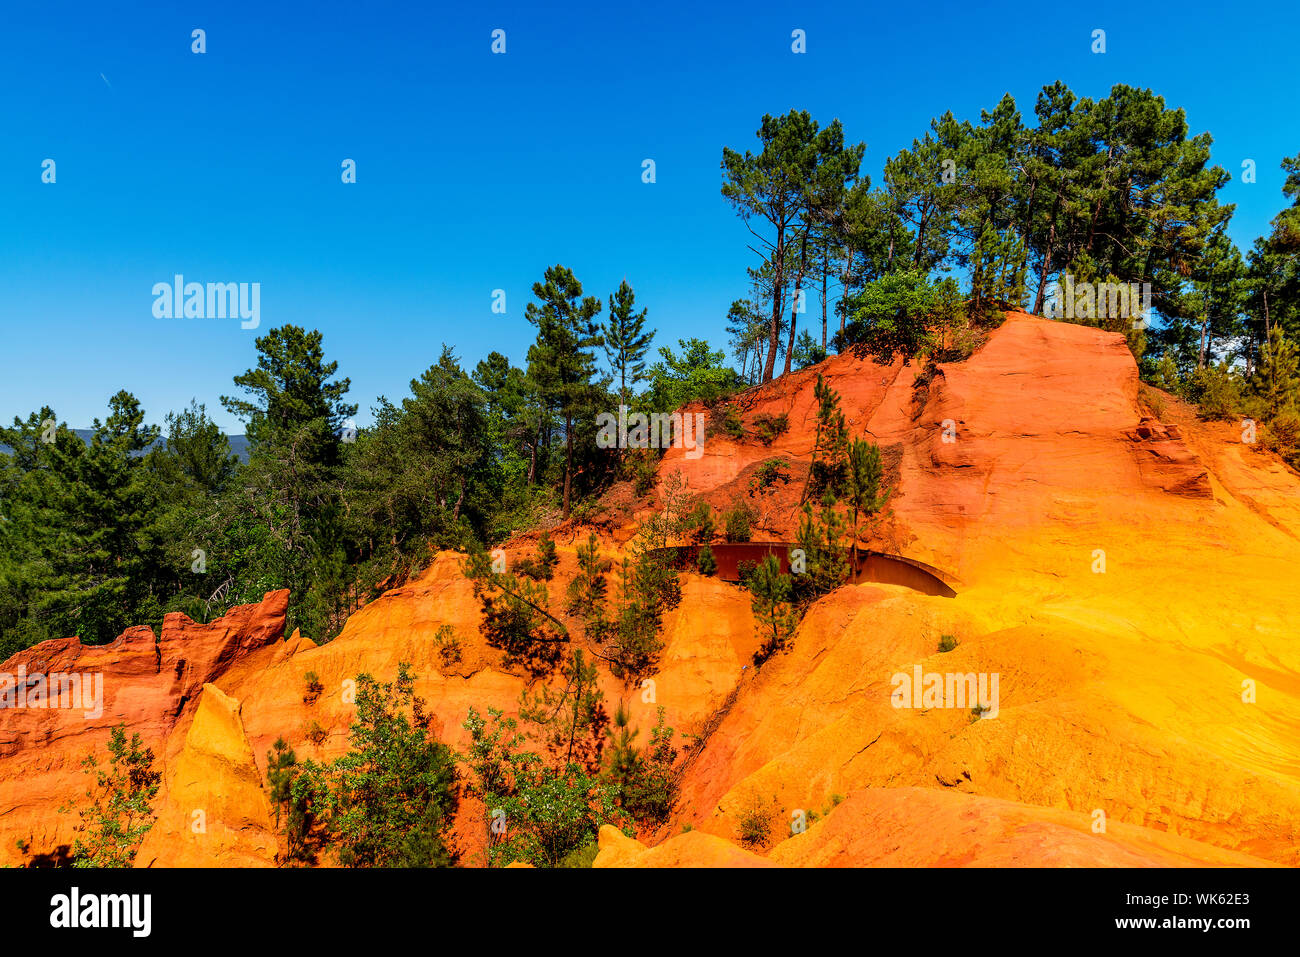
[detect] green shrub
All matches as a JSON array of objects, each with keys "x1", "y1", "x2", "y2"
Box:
[
  {"x1": 750, "y1": 458, "x2": 790, "y2": 493},
  {"x1": 696, "y1": 544, "x2": 717, "y2": 576},
  {"x1": 434, "y1": 624, "x2": 463, "y2": 667},
  {"x1": 723, "y1": 501, "x2": 755, "y2": 542},
  {"x1": 752, "y1": 412, "x2": 789, "y2": 445},
  {"x1": 558, "y1": 841, "x2": 600, "y2": 868},
  {"x1": 1189, "y1": 362, "x2": 1243, "y2": 421},
  {"x1": 303, "y1": 665, "x2": 460, "y2": 867},
  {"x1": 736, "y1": 792, "x2": 773, "y2": 849},
  {"x1": 1263, "y1": 411, "x2": 1300, "y2": 467},
  {"x1": 303, "y1": 670, "x2": 324, "y2": 702},
  {"x1": 629, "y1": 449, "x2": 659, "y2": 498},
  {"x1": 66, "y1": 725, "x2": 161, "y2": 868},
  {"x1": 685, "y1": 499, "x2": 716, "y2": 544},
  {"x1": 1148, "y1": 350, "x2": 1183, "y2": 396},
  {"x1": 713, "y1": 404, "x2": 745, "y2": 440},
  {"x1": 736, "y1": 558, "x2": 758, "y2": 587},
  {"x1": 517, "y1": 531, "x2": 559, "y2": 580},
  {"x1": 463, "y1": 707, "x2": 627, "y2": 868},
  {"x1": 304, "y1": 720, "x2": 328, "y2": 745},
  {"x1": 938, "y1": 634, "x2": 958, "y2": 653},
  {"x1": 749, "y1": 555, "x2": 799, "y2": 665}
]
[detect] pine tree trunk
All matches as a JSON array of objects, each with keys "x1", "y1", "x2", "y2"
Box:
[
  {"x1": 763, "y1": 226, "x2": 786, "y2": 383},
  {"x1": 563, "y1": 413, "x2": 573, "y2": 518},
  {"x1": 821, "y1": 258, "x2": 829, "y2": 350},
  {"x1": 1033, "y1": 195, "x2": 1061, "y2": 315},
  {"x1": 784, "y1": 233, "x2": 810, "y2": 376}
]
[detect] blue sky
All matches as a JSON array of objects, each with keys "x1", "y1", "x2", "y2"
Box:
[{"x1": 1, "y1": 0, "x2": 1296, "y2": 431}]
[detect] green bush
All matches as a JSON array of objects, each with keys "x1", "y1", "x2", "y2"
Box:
[
  {"x1": 723, "y1": 501, "x2": 754, "y2": 542},
  {"x1": 696, "y1": 544, "x2": 717, "y2": 576},
  {"x1": 751, "y1": 412, "x2": 789, "y2": 445},
  {"x1": 288, "y1": 665, "x2": 460, "y2": 868},
  {"x1": 1263, "y1": 411, "x2": 1300, "y2": 467},
  {"x1": 685, "y1": 499, "x2": 716, "y2": 544},
  {"x1": 558, "y1": 841, "x2": 601, "y2": 868},
  {"x1": 750, "y1": 458, "x2": 790, "y2": 493},
  {"x1": 628, "y1": 448, "x2": 659, "y2": 498},
  {"x1": 463, "y1": 707, "x2": 627, "y2": 868},
  {"x1": 736, "y1": 558, "x2": 758, "y2": 587},
  {"x1": 938, "y1": 633, "x2": 958, "y2": 653},
  {"x1": 713, "y1": 404, "x2": 745, "y2": 440},
  {"x1": 434, "y1": 624, "x2": 463, "y2": 667},
  {"x1": 66, "y1": 725, "x2": 161, "y2": 868},
  {"x1": 1189, "y1": 362, "x2": 1243, "y2": 421},
  {"x1": 736, "y1": 792, "x2": 773, "y2": 849},
  {"x1": 517, "y1": 531, "x2": 559, "y2": 580}
]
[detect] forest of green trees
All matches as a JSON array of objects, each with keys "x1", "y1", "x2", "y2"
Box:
[{"x1": 2, "y1": 81, "x2": 1298, "y2": 660}]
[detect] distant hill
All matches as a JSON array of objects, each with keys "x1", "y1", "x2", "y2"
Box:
[{"x1": 3, "y1": 430, "x2": 250, "y2": 463}]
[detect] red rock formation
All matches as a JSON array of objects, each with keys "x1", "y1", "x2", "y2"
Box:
[
  {"x1": 2, "y1": 314, "x2": 1298, "y2": 870},
  {"x1": 0, "y1": 590, "x2": 287, "y2": 866}
]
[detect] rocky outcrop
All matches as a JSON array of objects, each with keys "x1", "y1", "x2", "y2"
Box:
[
  {"x1": 3, "y1": 314, "x2": 1299, "y2": 869},
  {"x1": 0, "y1": 591, "x2": 288, "y2": 867},
  {"x1": 136, "y1": 684, "x2": 277, "y2": 868}
]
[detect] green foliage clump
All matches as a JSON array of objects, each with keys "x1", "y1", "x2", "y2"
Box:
[
  {"x1": 696, "y1": 544, "x2": 718, "y2": 576},
  {"x1": 277, "y1": 664, "x2": 459, "y2": 868},
  {"x1": 1189, "y1": 362, "x2": 1243, "y2": 420},
  {"x1": 434, "y1": 624, "x2": 463, "y2": 667},
  {"x1": 519, "y1": 650, "x2": 608, "y2": 772},
  {"x1": 834, "y1": 270, "x2": 962, "y2": 362},
  {"x1": 65, "y1": 725, "x2": 161, "y2": 868},
  {"x1": 683, "y1": 499, "x2": 716, "y2": 544},
  {"x1": 604, "y1": 703, "x2": 680, "y2": 826},
  {"x1": 713, "y1": 404, "x2": 746, "y2": 440},
  {"x1": 627, "y1": 448, "x2": 660, "y2": 498},
  {"x1": 517, "y1": 530, "x2": 559, "y2": 581},
  {"x1": 751, "y1": 411, "x2": 789, "y2": 445},
  {"x1": 749, "y1": 555, "x2": 799, "y2": 665},
  {"x1": 606, "y1": 550, "x2": 679, "y2": 679},
  {"x1": 644, "y1": 338, "x2": 741, "y2": 413},
  {"x1": 792, "y1": 492, "x2": 850, "y2": 602},
  {"x1": 465, "y1": 546, "x2": 568, "y2": 675},
  {"x1": 735, "y1": 791, "x2": 774, "y2": 849},
  {"x1": 565, "y1": 532, "x2": 612, "y2": 626},
  {"x1": 463, "y1": 707, "x2": 627, "y2": 868},
  {"x1": 807, "y1": 374, "x2": 849, "y2": 498},
  {"x1": 723, "y1": 500, "x2": 755, "y2": 542},
  {"x1": 302, "y1": 670, "x2": 324, "y2": 703},
  {"x1": 751, "y1": 458, "x2": 791, "y2": 493},
  {"x1": 844, "y1": 438, "x2": 890, "y2": 563},
  {"x1": 938, "y1": 633, "x2": 958, "y2": 653}
]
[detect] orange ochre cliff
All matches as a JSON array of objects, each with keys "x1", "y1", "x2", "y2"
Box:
[{"x1": 3, "y1": 314, "x2": 1297, "y2": 868}]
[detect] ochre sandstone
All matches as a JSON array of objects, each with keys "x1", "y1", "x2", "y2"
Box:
[{"x1": 3, "y1": 315, "x2": 1297, "y2": 868}]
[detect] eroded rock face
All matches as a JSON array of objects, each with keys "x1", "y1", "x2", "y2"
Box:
[
  {"x1": 136, "y1": 684, "x2": 277, "y2": 868},
  {"x1": 0, "y1": 591, "x2": 287, "y2": 866},
  {"x1": 653, "y1": 316, "x2": 1300, "y2": 866},
  {"x1": 766, "y1": 789, "x2": 1278, "y2": 867},
  {"x1": 2, "y1": 314, "x2": 1297, "y2": 869}
]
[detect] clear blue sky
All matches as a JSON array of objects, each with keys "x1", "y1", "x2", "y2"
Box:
[{"x1": 2, "y1": 0, "x2": 1296, "y2": 432}]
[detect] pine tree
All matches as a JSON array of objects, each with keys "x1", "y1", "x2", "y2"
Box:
[
  {"x1": 519, "y1": 649, "x2": 607, "y2": 772},
  {"x1": 749, "y1": 555, "x2": 798, "y2": 665},
  {"x1": 603, "y1": 280, "x2": 655, "y2": 405},
  {"x1": 807, "y1": 374, "x2": 849, "y2": 499},
  {"x1": 723, "y1": 111, "x2": 865, "y2": 381},
  {"x1": 525, "y1": 266, "x2": 605, "y2": 519},
  {"x1": 845, "y1": 439, "x2": 890, "y2": 565},
  {"x1": 793, "y1": 491, "x2": 850, "y2": 601},
  {"x1": 1252, "y1": 326, "x2": 1300, "y2": 421}
]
